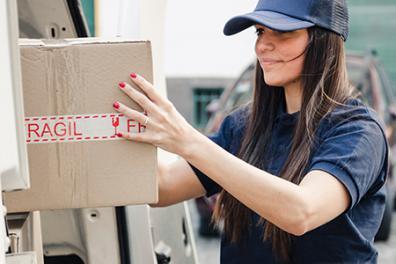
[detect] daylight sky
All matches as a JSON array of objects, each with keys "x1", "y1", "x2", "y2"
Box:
[{"x1": 164, "y1": 0, "x2": 257, "y2": 77}]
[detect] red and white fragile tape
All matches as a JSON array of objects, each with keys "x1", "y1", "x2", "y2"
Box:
[{"x1": 24, "y1": 113, "x2": 146, "y2": 144}]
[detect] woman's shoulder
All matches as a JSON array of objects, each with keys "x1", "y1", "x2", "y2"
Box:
[
  {"x1": 228, "y1": 103, "x2": 249, "y2": 119},
  {"x1": 321, "y1": 98, "x2": 386, "y2": 136},
  {"x1": 224, "y1": 104, "x2": 250, "y2": 132},
  {"x1": 310, "y1": 98, "x2": 389, "y2": 213},
  {"x1": 213, "y1": 104, "x2": 249, "y2": 145}
]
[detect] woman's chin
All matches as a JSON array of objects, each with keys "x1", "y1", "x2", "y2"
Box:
[{"x1": 263, "y1": 76, "x2": 285, "y2": 87}]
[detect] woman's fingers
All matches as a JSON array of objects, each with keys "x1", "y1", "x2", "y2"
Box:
[
  {"x1": 118, "y1": 82, "x2": 158, "y2": 114},
  {"x1": 114, "y1": 73, "x2": 191, "y2": 154},
  {"x1": 129, "y1": 73, "x2": 174, "y2": 110},
  {"x1": 113, "y1": 101, "x2": 151, "y2": 127},
  {"x1": 113, "y1": 101, "x2": 158, "y2": 144},
  {"x1": 117, "y1": 131, "x2": 152, "y2": 144}
]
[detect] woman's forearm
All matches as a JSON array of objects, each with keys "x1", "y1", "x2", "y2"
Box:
[
  {"x1": 184, "y1": 131, "x2": 312, "y2": 236},
  {"x1": 151, "y1": 158, "x2": 206, "y2": 207}
]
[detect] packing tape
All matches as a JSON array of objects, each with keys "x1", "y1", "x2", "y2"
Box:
[{"x1": 24, "y1": 113, "x2": 145, "y2": 144}]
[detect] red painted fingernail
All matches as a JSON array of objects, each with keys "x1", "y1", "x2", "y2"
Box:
[
  {"x1": 119, "y1": 82, "x2": 126, "y2": 88},
  {"x1": 130, "y1": 73, "x2": 137, "y2": 79},
  {"x1": 113, "y1": 102, "x2": 120, "y2": 109},
  {"x1": 117, "y1": 133, "x2": 123, "y2": 137}
]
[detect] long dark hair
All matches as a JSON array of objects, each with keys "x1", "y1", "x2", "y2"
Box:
[{"x1": 213, "y1": 27, "x2": 353, "y2": 262}]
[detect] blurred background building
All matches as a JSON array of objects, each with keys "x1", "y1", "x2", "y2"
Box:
[
  {"x1": 14, "y1": 1, "x2": 396, "y2": 263},
  {"x1": 82, "y1": 0, "x2": 396, "y2": 131},
  {"x1": 163, "y1": 0, "x2": 396, "y2": 131}
]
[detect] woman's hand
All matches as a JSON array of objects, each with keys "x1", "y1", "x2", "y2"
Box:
[{"x1": 113, "y1": 73, "x2": 200, "y2": 157}]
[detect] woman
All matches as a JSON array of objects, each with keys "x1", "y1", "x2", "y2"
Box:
[{"x1": 113, "y1": 0, "x2": 388, "y2": 263}]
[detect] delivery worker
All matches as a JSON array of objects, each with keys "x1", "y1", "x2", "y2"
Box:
[{"x1": 113, "y1": 0, "x2": 388, "y2": 263}]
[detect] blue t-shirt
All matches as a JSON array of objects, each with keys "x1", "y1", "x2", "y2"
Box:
[{"x1": 190, "y1": 98, "x2": 388, "y2": 264}]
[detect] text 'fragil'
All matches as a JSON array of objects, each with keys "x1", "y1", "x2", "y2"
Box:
[
  {"x1": 24, "y1": 113, "x2": 146, "y2": 144},
  {"x1": 27, "y1": 121, "x2": 82, "y2": 138}
]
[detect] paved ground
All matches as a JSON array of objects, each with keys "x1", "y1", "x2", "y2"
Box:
[
  {"x1": 189, "y1": 201, "x2": 396, "y2": 264},
  {"x1": 189, "y1": 201, "x2": 220, "y2": 264},
  {"x1": 376, "y1": 215, "x2": 396, "y2": 263}
]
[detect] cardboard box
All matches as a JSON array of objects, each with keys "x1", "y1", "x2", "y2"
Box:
[{"x1": 4, "y1": 38, "x2": 158, "y2": 212}]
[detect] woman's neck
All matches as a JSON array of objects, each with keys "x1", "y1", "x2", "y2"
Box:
[{"x1": 284, "y1": 79, "x2": 303, "y2": 114}]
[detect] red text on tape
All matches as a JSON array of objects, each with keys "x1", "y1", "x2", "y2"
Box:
[{"x1": 24, "y1": 113, "x2": 145, "y2": 144}]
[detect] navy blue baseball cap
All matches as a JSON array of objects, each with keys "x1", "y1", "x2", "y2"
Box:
[{"x1": 224, "y1": 0, "x2": 349, "y2": 41}]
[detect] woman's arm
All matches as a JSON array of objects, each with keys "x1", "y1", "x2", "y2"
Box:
[
  {"x1": 151, "y1": 158, "x2": 206, "y2": 207},
  {"x1": 185, "y1": 133, "x2": 350, "y2": 236},
  {"x1": 115, "y1": 73, "x2": 351, "y2": 236}
]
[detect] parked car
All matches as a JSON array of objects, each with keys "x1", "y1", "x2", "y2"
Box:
[{"x1": 196, "y1": 51, "x2": 396, "y2": 241}]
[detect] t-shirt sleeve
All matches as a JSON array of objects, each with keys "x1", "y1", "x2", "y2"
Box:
[
  {"x1": 189, "y1": 114, "x2": 235, "y2": 197},
  {"x1": 309, "y1": 117, "x2": 388, "y2": 210}
]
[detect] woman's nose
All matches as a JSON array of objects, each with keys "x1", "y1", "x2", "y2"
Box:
[{"x1": 255, "y1": 36, "x2": 275, "y2": 54}]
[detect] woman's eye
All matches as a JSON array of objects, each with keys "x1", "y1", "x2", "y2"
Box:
[
  {"x1": 255, "y1": 28, "x2": 264, "y2": 36},
  {"x1": 255, "y1": 28, "x2": 293, "y2": 38}
]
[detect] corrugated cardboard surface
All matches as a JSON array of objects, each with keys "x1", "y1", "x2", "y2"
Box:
[{"x1": 5, "y1": 39, "x2": 158, "y2": 212}]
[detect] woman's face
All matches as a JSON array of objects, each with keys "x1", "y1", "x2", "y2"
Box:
[{"x1": 254, "y1": 25, "x2": 309, "y2": 87}]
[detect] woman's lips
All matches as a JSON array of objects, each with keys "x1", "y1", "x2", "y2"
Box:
[
  {"x1": 260, "y1": 59, "x2": 283, "y2": 67},
  {"x1": 261, "y1": 59, "x2": 282, "y2": 65}
]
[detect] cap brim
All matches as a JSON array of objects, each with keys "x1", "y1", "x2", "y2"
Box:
[{"x1": 224, "y1": 10, "x2": 315, "y2": 36}]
